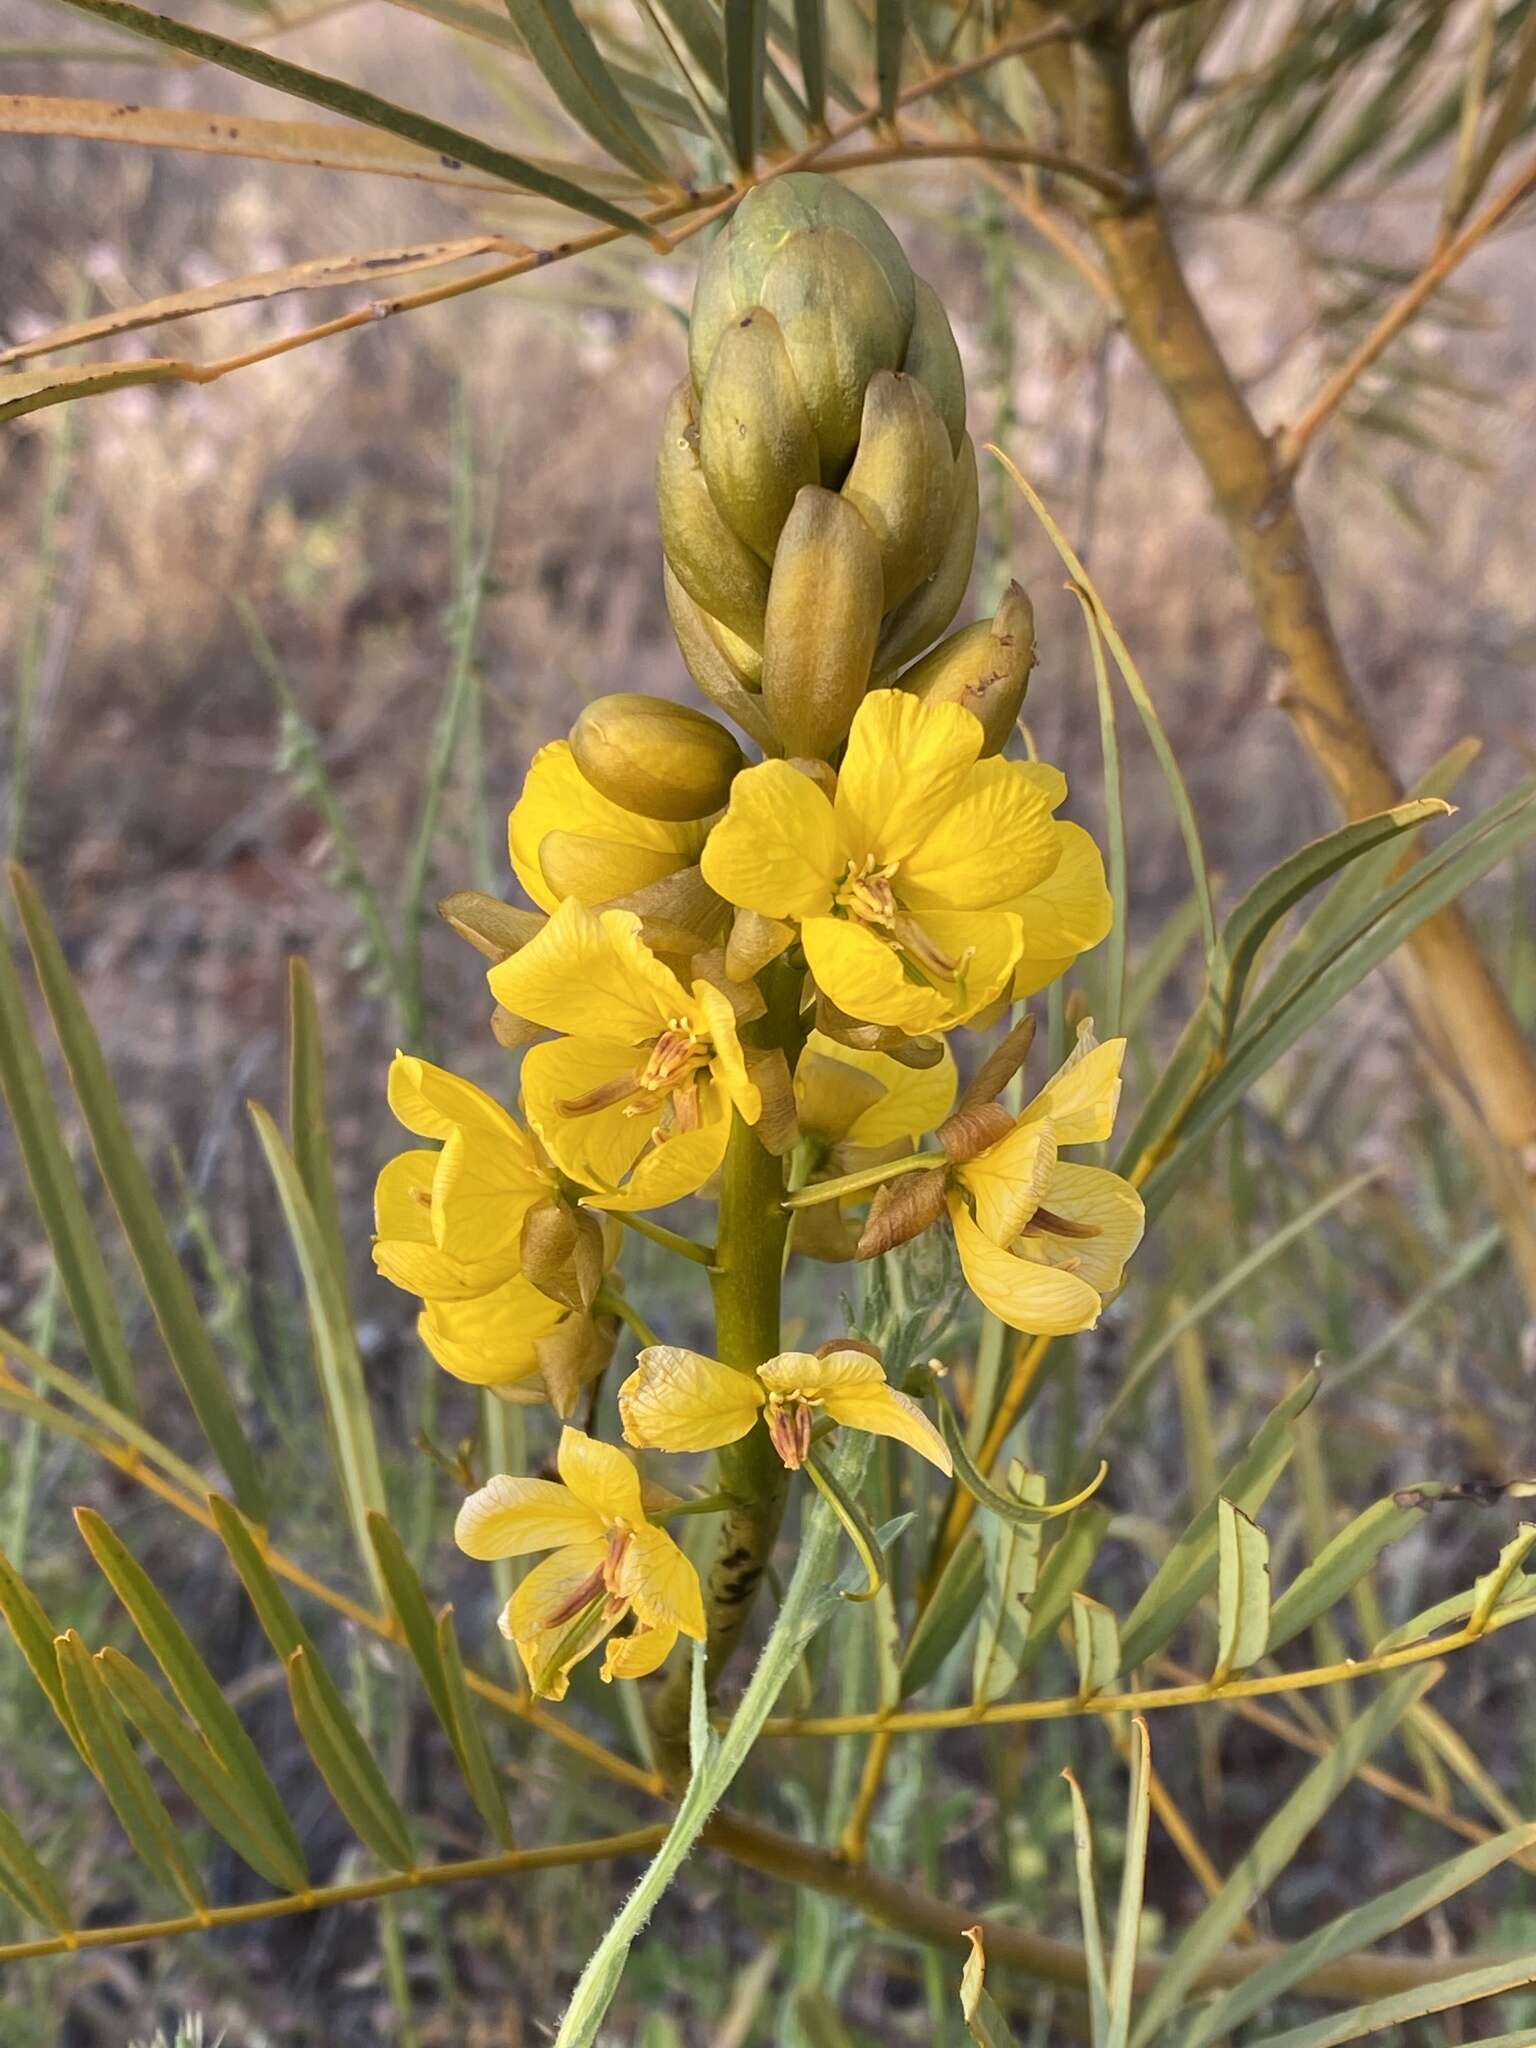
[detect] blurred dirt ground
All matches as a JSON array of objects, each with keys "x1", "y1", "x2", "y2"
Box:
[{"x1": 2, "y1": 9, "x2": 1536, "y2": 2042}]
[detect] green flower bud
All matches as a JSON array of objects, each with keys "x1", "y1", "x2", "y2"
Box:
[
  {"x1": 656, "y1": 378, "x2": 769, "y2": 648},
  {"x1": 662, "y1": 563, "x2": 779, "y2": 754},
  {"x1": 688, "y1": 172, "x2": 916, "y2": 403},
  {"x1": 874, "y1": 433, "x2": 980, "y2": 675},
  {"x1": 758, "y1": 226, "x2": 908, "y2": 479},
  {"x1": 435, "y1": 890, "x2": 545, "y2": 962},
  {"x1": 571, "y1": 692, "x2": 744, "y2": 822},
  {"x1": 761, "y1": 486, "x2": 884, "y2": 759},
  {"x1": 902, "y1": 277, "x2": 967, "y2": 456},
  {"x1": 898, "y1": 579, "x2": 1036, "y2": 756},
  {"x1": 839, "y1": 370, "x2": 957, "y2": 610},
  {"x1": 698, "y1": 307, "x2": 819, "y2": 562}
]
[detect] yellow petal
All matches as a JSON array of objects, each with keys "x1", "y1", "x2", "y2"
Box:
[
  {"x1": 819, "y1": 1380, "x2": 952, "y2": 1474},
  {"x1": 1032, "y1": 1032, "x2": 1127, "y2": 1147},
  {"x1": 758, "y1": 1348, "x2": 883, "y2": 1397},
  {"x1": 798, "y1": 1031, "x2": 958, "y2": 1150},
  {"x1": 417, "y1": 1273, "x2": 569, "y2": 1384},
  {"x1": 584, "y1": 1096, "x2": 733, "y2": 1212},
  {"x1": 899, "y1": 758, "x2": 1059, "y2": 912},
  {"x1": 601, "y1": 1619, "x2": 679, "y2": 1683},
  {"x1": 699, "y1": 761, "x2": 842, "y2": 921},
  {"x1": 1016, "y1": 761, "x2": 1067, "y2": 812},
  {"x1": 387, "y1": 1053, "x2": 521, "y2": 1146},
  {"x1": 960, "y1": 1114, "x2": 1059, "y2": 1247},
  {"x1": 949, "y1": 1195, "x2": 1105, "y2": 1335},
  {"x1": 505, "y1": 1544, "x2": 620, "y2": 1699},
  {"x1": 557, "y1": 1426, "x2": 646, "y2": 1529},
  {"x1": 1026, "y1": 1161, "x2": 1144, "y2": 1295},
  {"x1": 1010, "y1": 823, "x2": 1113, "y2": 997},
  {"x1": 898, "y1": 908, "x2": 1024, "y2": 1025},
  {"x1": 373, "y1": 1148, "x2": 438, "y2": 1245},
  {"x1": 519, "y1": 1037, "x2": 654, "y2": 1194},
  {"x1": 509, "y1": 740, "x2": 706, "y2": 913},
  {"x1": 618, "y1": 1524, "x2": 707, "y2": 1640},
  {"x1": 619, "y1": 1345, "x2": 766, "y2": 1452},
  {"x1": 489, "y1": 900, "x2": 688, "y2": 1044},
  {"x1": 801, "y1": 916, "x2": 949, "y2": 1035},
  {"x1": 374, "y1": 1151, "x2": 500, "y2": 1301},
  {"x1": 455, "y1": 1478, "x2": 604, "y2": 1559},
  {"x1": 691, "y1": 980, "x2": 762, "y2": 1126},
  {"x1": 834, "y1": 692, "x2": 980, "y2": 867}
]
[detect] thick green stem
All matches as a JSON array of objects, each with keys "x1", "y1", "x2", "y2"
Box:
[{"x1": 648, "y1": 963, "x2": 804, "y2": 1759}]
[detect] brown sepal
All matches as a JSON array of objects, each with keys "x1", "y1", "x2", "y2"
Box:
[
  {"x1": 938, "y1": 1102, "x2": 1016, "y2": 1164},
  {"x1": 744, "y1": 1046, "x2": 800, "y2": 1155},
  {"x1": 855, "y1": 1167, "x2": 948, "y2": 1259},
  {"x1": 956, "y1": 1011, "x2": 1037, "y2": 1114}
]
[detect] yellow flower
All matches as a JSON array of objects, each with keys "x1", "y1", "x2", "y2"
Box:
[
  {"x1": 618, "y1": 1345, "x2": 952, "y2": 1474},
  {"x1": 372, "y1": 1055, "x2": 554, "y2": 1301},
  {"x1": 455, "y1": 1428, "x2": 705, "y2": 1698},
  {"x1": 947, "y1": 1030, "x2": 1144, "y2": 1335},
  {"x1": 699, "y1": 691, "x2": 1062, "y2": 1032},
  {"x1": 1005, "y1": 764, "x2": 1114, "y2": 1000},
  {"x1": 487, "y1": 900, "x2": 762, "y2": 1212},
  {"x1": 794, "y1": 1030, "x2": 958, "y2": 1153},
  {"x1": 510, "y1": 740, "x2": 708, "y2": 913}
]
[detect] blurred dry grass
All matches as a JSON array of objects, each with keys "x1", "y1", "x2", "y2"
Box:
[{"x1": 3, "y1": 8, "x2": 1536, "y2": 2041}]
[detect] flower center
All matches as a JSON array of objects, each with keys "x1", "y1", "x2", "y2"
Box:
[
  {"x1": 834, "y1": 855, "x2": 973, "y2": 991},
  {"x1": 764, "y1": 1392, "x2": 817, "y2": 1470},
  {"x1": 543, "y1": 1524, "x2": 633, "y2": 1628},
  {"x1": 557, "y1": 1018, "x2": 713, "y2": 1138}
]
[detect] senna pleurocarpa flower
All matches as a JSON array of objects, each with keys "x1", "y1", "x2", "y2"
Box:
[
  {"x1": 1003, "y1": 763, "x2": 1115, "y2": 1002},
  {"x1": 700, "y1": 692, "x2": 1074, "y2": 1033},
  {"x1": 456, "y1": 1428, "x2": 705, "y2": 1698},
  {"x1": 619, "y1": 1344, "x2": 952, "y2": 1474},
  {"x1": 488, "y1": 899, "x2": 762, "y2": 1210},
  {"x1": 509, "y1": 738, "x2": 709, "y2": 912},
  {"x1": 946, "y1": 1029, "x2": 1144, "y2": 1334},
  {"x1": 372, "y1": 1054, "x2": 557, "y2": 1301}
]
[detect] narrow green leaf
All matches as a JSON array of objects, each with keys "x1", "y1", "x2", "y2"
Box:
[
  {"x1": 1106, "y1": 1718, "x2": 1151, "y2": 2048},
  {"x1": 48, "y1": 0, "x2": 658, "y2": 236},
  {"x1": 286, "y1": 1647, "x2": 414, "y2": 1871},
  {"x1": 0, "y1": 1805, "x2": 72, "y2": 1933},
  {"x1": 54, "y1": 1630, "x2": 207, "y2": 1910},
  {"x1": 1185, "y1": 1821, "x2": 1536, "y2": 2048},
  {"x1": 1267, "y1": 1490, "x2": 1434, "y2": 1654},
  {"x1": 1211, "y1": 1498, "x2": 1271, "y2": 1686},
  {"x1": 960, "y1": 1927, "x2": 1019, "y2": 2047},
  {"x1": 1071, "y1": 1593, "x2": 1120, "y2": 1699},
  {"x1": 1062, "y1": 1772, "x2": 1109, "y2": 2045},
  {"x1": 1456, "y1": 4, "x2": 1536, "y2": 224},
  {"x1": 1216, "y1": 800, "x2": 1448, "y2": 1039},
  {"x1": 500, "y1": 0, "x2": 671, "y2": 182},
  {"x1": 723, "y1": 0, "x2": 768, "y2": 169},
  {"x1": 437, "y1": 1605, "x2": 516, "y2": 1848},
  {"x1": 0, "y1": 1325, "x2": 206, "y2": 1497},
  {"x1": 0, "y1": 921, "x2": 137, "y2": 1413},
  {"x1": 96, "y1": 1648, "x2": 307, "y2": 1892},
  {"x1": 874, "y1": 0, "x2": 904, "y2": 123},
  {"x1": 971, "y1": 1463, "x2": 1045, "y2": 1710},
  {"x1": 286, "y1": 956, "x2": 348, "y2": 1303},
  {"x1": 1015, "y1": 1504, "x2": 1113, "y2": 1683},
  {"x1": 805, "y1": 1448, "x2": 888, "y2": 1600},
  {"x1": 73, "y1": 1507, "x2": 303, "y2": 1875},
  {"x1": 1375, "y1": 1577, "x2": 1535, "y2": 1656},
  {"x1": 10, "y1": 866, "x2": 265, "y2": 1515},
  {"x1": 1469, "y1": 1523, "x2": 1536, "y2": 1634},
  {"x1": 1444, "y1": 0, "x2": 1499, "y2": 226},
  {"x1": 0, "y1": 1544, "x2": 84, "y2": 1755},
  {"x1": 250, "y1": 1102, "x2": 387, "y2": 1600},
  {"x1": 1129, "y1": 1664, "x2": 1442, "y2": 2048},
  {"x1": 939, "y1": 1402, "x2": 1109, "y2": 1527},
  {"x1": 899, "y1": 1532, "x2": 983, "y2": 1698},
  {"x1": 792, "y1": 0, "x2": 825, "y2": 127},
  {"x1": 1248, "y1": 1951, "x2": 1536, "y2": 2048},
  {"x1": 1079, "y1": 589, "x2": 1127, "y2": 1039},
  {"x1": 1117, "y1": 1370, "x2": 1318, "y2": 1673},
  {"x1": 210, "y1": 1490, "x2": 417, "y2": 1857}
]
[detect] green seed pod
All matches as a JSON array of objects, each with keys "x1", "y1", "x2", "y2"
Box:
[
  {"x1": 656, "y1": 378, "x2": 770, "y2": 649},
  {"x1": 898, "y1": 579, "x2": 1036, "y2": 756},
  {"x1": 662, "y1": 564, "x2": 778, "y2": 754},
  {"x1": 902, "y1": 277, "x2": 967, "y2": 456},
  {"x1": 758, "y1": 227, "x2": 908, "y2": 479},
  {"x1": 762, "y1": 486, "x2": 883, "y2": 759},
  {"x1": 689, "y1": 172, "x2": 916, "y2": 400},
  {"x1": 571, "y1": 692, "x2": 744, "y2": 822},
  {"x1": 698, "y1": 307, "x2": 821, "y2": 562},
  {"x1": 839, "y1": 370, "x2": 957, "y2": 611},
  {"x1": 874, "y1": 434, "x2": 980, "y2": 675}
]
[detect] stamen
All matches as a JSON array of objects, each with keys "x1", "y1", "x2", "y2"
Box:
[
  {"x1": 1024, "y1": 1206, "x2": 1102, "y2": 1241},
  {"x1": 766, "y1": 1398, "x2": 816, "y2": 1470},
  {"x1": 559, "y1": 1074, "x2": 645, "y2": 1118}
]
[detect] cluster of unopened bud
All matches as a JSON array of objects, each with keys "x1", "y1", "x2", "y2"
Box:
[{"x1": 654, "y1": 172, "x2": 1035, "y2": 763}]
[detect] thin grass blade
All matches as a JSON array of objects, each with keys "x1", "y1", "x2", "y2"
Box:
[
  {"x1": 0, "y1": 1805, "x2": 72, "y2": 1934},
  {"x1": 1106, "y1": 1718, "x2": 1150, "y2": 2048}
]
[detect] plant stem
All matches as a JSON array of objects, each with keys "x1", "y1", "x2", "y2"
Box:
[{"x1": 783, "y1": 1150, "x2": 944, "y2": 1209}]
